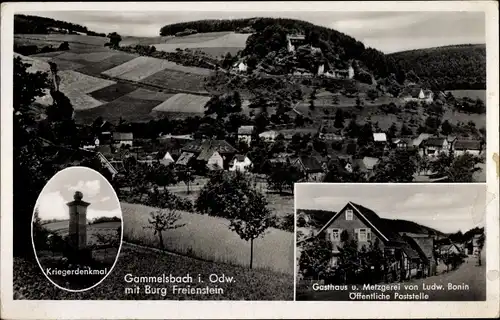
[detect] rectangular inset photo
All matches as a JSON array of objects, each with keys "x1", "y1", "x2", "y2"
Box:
[{"x1": 295, "y1": 183, "x2": 487, "y2": 301}]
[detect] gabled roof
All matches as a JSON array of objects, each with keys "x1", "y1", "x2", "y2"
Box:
[
  {"x1": 197, "y1": 149, "x2": 220, "y2": 162},
  {"x1": 182, "y1": 140, "x2": 238, "y2": 155},
  {"x1": 176, "y1": 152, "x2": 195, "y2": 166},
  {"x1": 425, "y1": 137, "x2": 446, "y2": 147},
  {"x1": 238, "y1": 125, "x2": 254, "y2": 135},
  {"x1": 296, "y1": 209, "x2": 336, "y2": 229},
  {"x1": 113, "y1": 132, "x2": 133, "y2": 141},
  {"x1": 392, "y1": 137, "x2": 413, "y2": 145},
  {"x1": 316, "y1": 202, "x2": 406, "y2": 244},
  {"x1": 400, "y1": 241, "x2": 422, "y2": 260},
  {"x1": 232, "y1": 154, "x2": 248, "y2": 163},
  {"x1": 295, "y1": 156, "x2": 323, "y2": 173},
  {"x1": 454, "y1": 140, "x2": 482, "y2": 150}
]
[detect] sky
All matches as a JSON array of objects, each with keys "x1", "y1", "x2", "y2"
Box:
[
  {"x1": 23, "y1": 10, "x2": 485, "y2": 53},
  {"x1": 35, "y1": 167, "x2": 121, "y2": 221},
  {"x1": 295, "y1": 184, "x2": 493, "y2": 234}
]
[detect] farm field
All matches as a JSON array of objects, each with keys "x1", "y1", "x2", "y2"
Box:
[
  {"x1": 13, "y1": 244, "x2": 293, "y2": 300},
  {"x1": 120, "y1": 35, "x2": 174, "y2": 47},
  {"x1": 121, "y1": 202, "x2": 294, "y2": 275},
  {"x1": 442, "y1": 109, "x2": 486, "y2": 128},
  {"x1": 88, "y1": 82, "x2": 138, "y2": 102},
  {"x1": 163, "y1": 32, "x2": 234, "y2": 44},
  {"x1": 447, "y1": 89, "x2": 486, "y2": 101},
  {"x1": 152, "y1": 93, "x2": 210, "y2": 114},
  {"x1": 39, "y1": 57, "x2": 86, "y2": 71},
  {"x1": 75, "y1": 94, "x2": 170, "y2": 124},
  {"x1": 153, "y1": 32, "x2": 250, "y2": 57},
  {"x1": 141, "y1": 68, "x2": 208, "y2": 93},
  {"x1": 126, "y1": 88, "x2": 178, "y2": 101},
  {"x1": 102, "y1": 56, "x2": 211, "y2": 82},
  {"x1": 14, "y1": 34, "x2": 109, "y2": 52},
  {"x1": 75, "y1": 52, "x2": 138, "y2": 76}
]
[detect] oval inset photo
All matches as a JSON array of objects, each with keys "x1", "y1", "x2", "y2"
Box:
[{"x1": 31, "y1": 166, "x2": 123, "y2": 292}]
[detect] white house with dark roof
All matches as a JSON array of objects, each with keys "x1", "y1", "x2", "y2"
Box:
[
  {"x1": 302, "y1": 201, "x2": 432, "y2": 281},
  {"x1": 259, "y1": 130, "x2": 279, "y2": 143},
  {"x1": 229, "y1": 155, "x2": 253, "y2": 172},
  {"x1": 424, "y1": 137, "x2": 450, "y2": 157},
  {"x1": 238, "y1": 125, "x2": 254, "y2": 145}
]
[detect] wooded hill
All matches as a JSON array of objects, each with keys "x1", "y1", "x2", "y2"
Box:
[
  {"x1": 159, "y1": 17, "x2": 405, "y2": 80},
  {"x1": 388, "y1": 44, "x2": 486, "y2": 90},
  {"x1": 14, "y1": 14, "x2": 106, "y2": 37}
]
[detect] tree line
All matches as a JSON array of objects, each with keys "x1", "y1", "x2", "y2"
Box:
[
  {"x1": 388, "y1": 44, "x2": 486, "y2": 90},
  {"x1": 14, "y1": 14, "x2": 106, "y2": 37}
]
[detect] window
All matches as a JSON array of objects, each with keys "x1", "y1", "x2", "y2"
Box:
[
  {"x1": 345, "y1": 209, "x2": 353, "y2": 220},
  {"x1": 331, "y1": 229, "x2": 341, "y2": 242},
  {"x1": 358, "y1": 228, "x2": 372, "y2": 242}
]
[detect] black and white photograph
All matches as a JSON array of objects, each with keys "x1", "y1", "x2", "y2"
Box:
[
  {"x1": 2, "y1": 1, "x2": 498, "y2": 318},
  {"x1": 295, "y1": 183, "x2": 488, "y2": 301},
  {"x1": 31, "y1": 166, "x2": 123, "y2": 292}
]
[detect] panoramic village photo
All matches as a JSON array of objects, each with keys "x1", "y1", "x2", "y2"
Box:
[
  {"x1": 295, "y1": 183, "x2": 488, "y2": 301},
  {"x1": 12, "y1": 9, "x2": 486, "y2": 300},
  {"x1": 31, "y1": 167, "x2": 123, "y2": 291}
]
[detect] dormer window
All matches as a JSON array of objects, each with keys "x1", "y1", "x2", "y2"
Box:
[{"x1": 345, "y1": 209, "x2": 353, "y2": 220}]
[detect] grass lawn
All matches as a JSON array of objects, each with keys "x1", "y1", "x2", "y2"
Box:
[
  {"x1": 13, "y1": 244, "x2": 293, "y2": 300},
  {"x1": 122, "y1": 202, "x2": 294, "y2": 274}
]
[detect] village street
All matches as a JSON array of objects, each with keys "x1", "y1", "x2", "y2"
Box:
[
  {"x1": 399, "y1": 251, "x2": 486, "y2": 301},
  {"x1": 297, "y1": 250, "x2": 486, "y2": 301}
]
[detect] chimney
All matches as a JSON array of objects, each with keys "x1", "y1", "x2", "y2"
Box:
[{"x1": 67, "y1": 191, "x2": 90, "y2": 251}]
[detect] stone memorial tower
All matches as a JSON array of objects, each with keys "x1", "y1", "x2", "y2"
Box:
[{"x1": 67, "y1": 191, "x2": 90, "y2": 251}]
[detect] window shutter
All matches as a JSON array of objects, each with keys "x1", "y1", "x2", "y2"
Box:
[
  {"x1": 367, "y1": 229, "x2": 372, "y2": 241},
  {"x1": 355, "y1": 228, "x2": 359, "y2": 240},
  {"x1": 325, "y1": 229, "x2": 330, "y2": 241}
]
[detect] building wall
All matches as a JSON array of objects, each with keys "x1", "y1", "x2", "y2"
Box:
[
  {"x1": 238, "y1": 135, "x2": 252, "y2": 145},
  {"x1": 230, "y1": 158, "x2": 252, "y2": 172},
  {"x1": 454, "y1": 149, "x2": 481, "y2": 157},
  {"x1": 207, "y1": 152, "x2": 224, "y2": 169},
  {"x1": 323, "y1": 205, "x2": 386, "y2": 253},
  {"x1": 113, "y1": 140, "x2": 133, "y2": 148}
]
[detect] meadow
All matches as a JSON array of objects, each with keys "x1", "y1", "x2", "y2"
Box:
[
  {"x1": 14, "y1": 244, "x2": 294, "y2": 300},
  {"x1": 152, "y1": 93, "x2": 210, "y2": 114},
  {"x1": 447, "y1": 89, "x2": 486, "y2": 101},
  {"x1": 75, "y1": 94, "x2": 168, "y2": 124},
  {"x1": 121, "y1": 202, "x2": 294, "y2": 275},
  {"x1": 153, "y1": 32, "x2": 250, "y2": 57},
  {"x1": 14, "y1": 34, "x2": 110, "y2": 53},
  {"x1": 141, "y1": 68, "x2": 209, "y2": 93}
]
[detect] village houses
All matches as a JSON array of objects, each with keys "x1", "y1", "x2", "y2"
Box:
[
  {"x1": 401, "y1": 86, "x2": 434, "y2": 104},
  {"x1": 453, "y1": 139, "x2": 483, "y2": 156}
]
